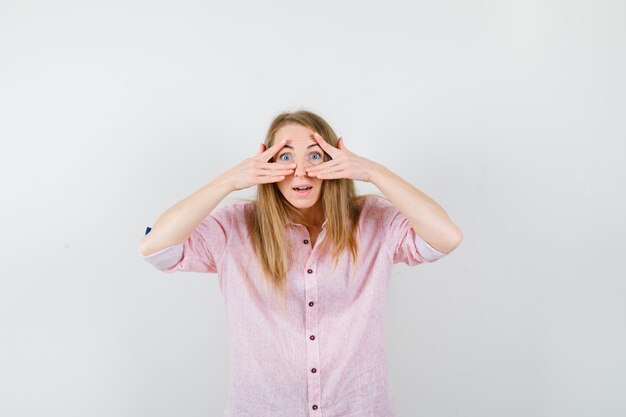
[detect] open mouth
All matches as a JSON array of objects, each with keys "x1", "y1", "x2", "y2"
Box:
[{"x1": 292, "y1": 186, "x2": 313, "y2": 196}]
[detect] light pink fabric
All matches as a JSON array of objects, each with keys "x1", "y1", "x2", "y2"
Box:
[{"x1": 139, "y1": 195, "x2": 449, "y2": 417}]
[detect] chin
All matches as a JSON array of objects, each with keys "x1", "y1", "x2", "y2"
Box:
[
  {"x1": 288, "y1": 197, "x2": 320, "y2": 208},
  {"x1": 286, "y1": 192, "x2": 322, "y2": 207}
]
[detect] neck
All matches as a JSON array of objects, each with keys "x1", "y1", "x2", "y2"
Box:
[{"x1": 293, "y1": 199, "x2": 325, "y2": 228}]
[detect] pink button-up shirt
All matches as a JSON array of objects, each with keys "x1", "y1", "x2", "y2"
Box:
[{"x1": 139, "y1": 195, "x2": 449, "y2": 417}]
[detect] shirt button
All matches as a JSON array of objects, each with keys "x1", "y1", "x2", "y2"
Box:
[
  {"x1": 309, "y1": 301, "x2": 314, "y2": 307},
  {"x1": 312, "y1": 405, "x2": 318, "y2": 410},
  {"x1": 307, "y1": 269, "x2": 313, "y2": 274},
  {"x1": 310, "y1": 335, "x2": 315, "y2": 340},
  {"x1": 311, "y1": 368, "x2": 317, "y2": 373},
  {"x1": 303, "y1": 239, "x2": 309, "y2": 244}
]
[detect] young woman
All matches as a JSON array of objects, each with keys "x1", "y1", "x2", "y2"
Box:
[{"x1": 139, "y1": 110, "x2": 462, "y2": 417}]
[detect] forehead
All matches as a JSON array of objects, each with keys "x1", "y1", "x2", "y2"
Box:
[{"x1": 275, "y1": 123, "x2": 315, "y2": 142}]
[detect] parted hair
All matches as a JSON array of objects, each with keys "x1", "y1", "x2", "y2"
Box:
[{"x1": 238, "y1": 109, "x2": 367, "y2": 310}]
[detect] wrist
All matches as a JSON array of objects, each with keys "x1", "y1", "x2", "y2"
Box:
[
  {"x1": 368, "y1": 160, "x2": 387, "y2": 184},
  {"x1": 212, "y1": 173, "x2": 236, "y2": 194}
]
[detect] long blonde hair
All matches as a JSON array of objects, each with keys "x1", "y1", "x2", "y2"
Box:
[{"x1": 237, "y1": 109, "x2": 367, "y2": 310}]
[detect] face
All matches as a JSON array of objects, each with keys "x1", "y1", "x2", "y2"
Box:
[{"x1": 271, "y1": 123, "x2": 326, "y2": 209}]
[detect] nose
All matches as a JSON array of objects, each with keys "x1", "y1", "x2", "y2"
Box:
[{"x1": 293, "y1": 156, "x2": 313, "y2": 177}]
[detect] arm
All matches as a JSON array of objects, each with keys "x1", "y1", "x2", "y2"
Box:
[
  {"x1": 140, "y1": 139, "x2": 297, "y2": 258},
  {"x1": 139, "y1": 173, "x2": 235, "y2": 257},
  {"x1": 369, "y1": 162, "x2": 463, "y2": 254},
  {"x1": 303, "y1": 132, "x2": 463, "y2": 254}
]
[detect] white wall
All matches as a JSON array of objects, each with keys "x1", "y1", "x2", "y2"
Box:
[{"x1": 1, "y1": 0, "x2": 625, "y2": 416}]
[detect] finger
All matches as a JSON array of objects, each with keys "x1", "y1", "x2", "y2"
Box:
[
  {"x1": 314, "y1": 169, "x2": 347, "y2": 179},
  {"x1": 259, "y1": 138, "x2": 288, "y2": 161},
  {"x1": 255, "y1": 167, "x2": 295, "y2": 176},
  {"x1": 312, "y1": 132, "x2": 338, "y2": 158},
  {"x1": 258, "y1": 143, "x2": 265, "y2": 154},
  {"x1": 256, "y1": 175, "x2": 286, "y2": 183},
  {"x1": 309, "y1": 165, "x2": 345, "y2": 178},
  {"x1": 258, "y1": 161, "x2": 297, "y2": 170},
  {"x1": 306, "y1": 159, "x2": 342, "y2": 174},
  {"x1": 337, "y1": 136, "x2": 347, "y2": 150}
]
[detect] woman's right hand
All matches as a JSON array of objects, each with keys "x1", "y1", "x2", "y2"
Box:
[{"x1": 225, "y1": 139, "x2": 296, "y2": 192}]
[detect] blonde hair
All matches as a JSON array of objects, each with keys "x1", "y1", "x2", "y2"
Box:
[{"x1": 236, "y1": 109, "x2": 371, "y2": 310}]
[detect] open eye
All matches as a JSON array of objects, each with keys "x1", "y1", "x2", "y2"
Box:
[{"x1": 278, "y1": 151, "x2": 323, "y2": 162}]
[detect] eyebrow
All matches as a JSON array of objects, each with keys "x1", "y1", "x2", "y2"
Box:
[{"x1": 281, "y1": 143, "x2": 321, "y2": 150}]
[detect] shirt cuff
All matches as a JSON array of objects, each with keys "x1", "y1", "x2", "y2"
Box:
[
  {"x1": 138, "y1": 243, "x2": 184, "y2": 271},
  {"x1": 414, "y1": 233, "x2": 449, "y2": 262}
]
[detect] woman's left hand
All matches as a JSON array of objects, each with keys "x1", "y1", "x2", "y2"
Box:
[{"x1": 306, "y1": 132, "x2": 377, "y2": 183}]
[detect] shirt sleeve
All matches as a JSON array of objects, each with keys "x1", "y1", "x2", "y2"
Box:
[
  {"x1": 381, "y1": 198, "x2": 449, "y2": 265},
  {"x1": 138, "y1": 205, "x2": 230, "y2": 274}
]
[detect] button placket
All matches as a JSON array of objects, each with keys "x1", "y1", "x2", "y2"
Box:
[{"x1": 303, "y1": 233, "x2": 322, "y2": 415}]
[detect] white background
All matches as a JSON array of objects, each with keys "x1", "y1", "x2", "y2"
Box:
[{"x1": 1, "y1": 0, "x2": 625, "y2": 416}]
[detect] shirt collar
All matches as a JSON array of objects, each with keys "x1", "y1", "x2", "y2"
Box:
[{"x1": 287, "y1": 218, "x2": 328, "y2": 229}]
